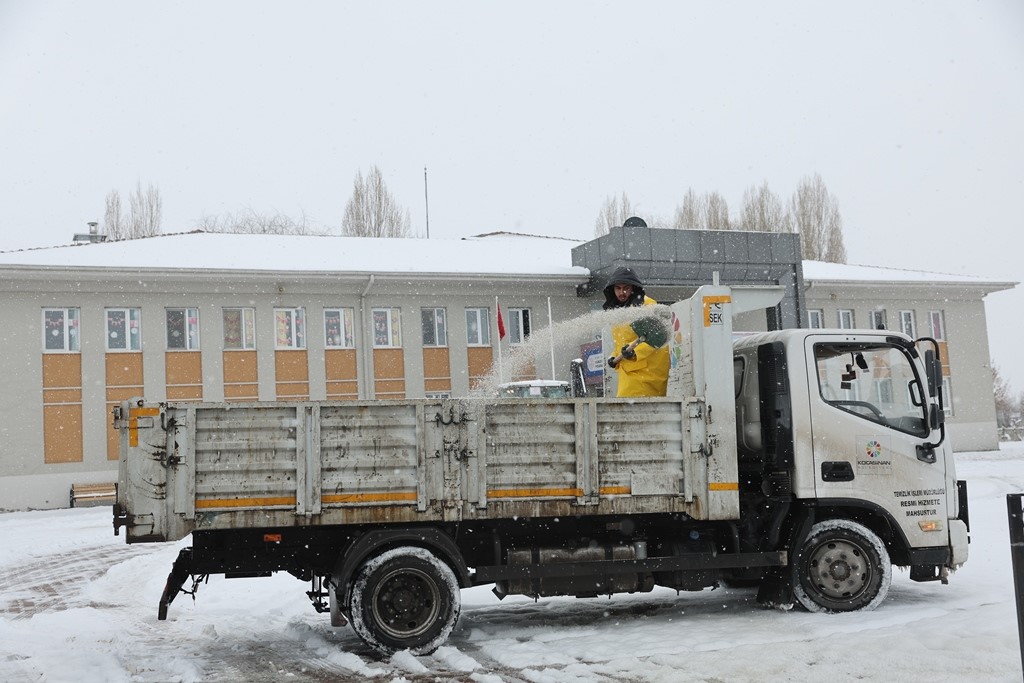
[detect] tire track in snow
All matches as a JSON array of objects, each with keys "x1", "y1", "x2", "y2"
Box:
[{"x1": 0, "y1": 543, "x2": 158, "y2": 618}]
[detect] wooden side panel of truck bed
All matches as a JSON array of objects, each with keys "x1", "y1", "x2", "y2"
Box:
[{"x1": 117, "y1": 396, "x2": 724, "y2": 544}]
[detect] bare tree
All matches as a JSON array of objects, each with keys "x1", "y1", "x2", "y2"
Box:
[
  {"x1": 993, "y1": 364, "x2": 1017, "y2": 428},
  {"x1": 593, "y1": 192, "x2": 636, "y2": 236},
  {"x1": 341, "y1": 166, "x2": 411, "y2": 238},
  {"x1": 672, "y1": 189, "x2": 702, "y2": 229},
  {"x1": 705, "y1": 191, "x2": 732, "y2": 231},
  {"x1": 104, "y1": 190, "x2": 124, "y2": 239},
  {"x1": 790, "y1": 173, "x2": 847, "y2": 263},
  {"x1": 672, "y1": 189, "x2": 732, "y2": 231},
  {"x1": 738, "y1": 181, "x2": 791, "y2": 233},
  {"x1": 104, "y1": 182, "x2": 163, "y2": 240},
  {"x1": 195, "y1": 208, "x2": 325, "y2": 235}
]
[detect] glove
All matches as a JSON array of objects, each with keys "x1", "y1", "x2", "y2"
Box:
[
  {"x1": 607, "y1": 355, "x2": 619, "y2": 369},
  {"x1": 620, "y1": 345, "x2": 637, "y2": 361}
]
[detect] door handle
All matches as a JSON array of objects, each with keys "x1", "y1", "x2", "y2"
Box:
[{"x1": 821, "y1": 461, "x2": 854, "y2": 482}]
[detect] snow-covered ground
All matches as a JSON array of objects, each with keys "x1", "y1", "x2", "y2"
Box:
[{"x1": 2, "y1": 444, "x2": 1024, "y2": 683}]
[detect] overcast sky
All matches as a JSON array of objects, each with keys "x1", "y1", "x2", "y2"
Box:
[{"x1": 1, "y1": 1, "x2": 1022, "y2": 389}]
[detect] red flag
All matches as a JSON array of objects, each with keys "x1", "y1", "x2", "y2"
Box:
[{"x1": 497, "y1": 304, "x2": 506, "y2": 340}]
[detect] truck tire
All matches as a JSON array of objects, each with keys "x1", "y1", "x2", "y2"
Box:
[
  {"x1": 792, "y1": 519, "x2": 891, "y2": 613},
  {"x1": 349, "y1": 546, "x2": 461, "y2": 656}
]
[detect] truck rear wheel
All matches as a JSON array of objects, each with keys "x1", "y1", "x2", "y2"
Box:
[
  {"x1": 792, "y1": 519, "x2": 891, "y2": 613},
  {"x1": 349, "y1": 546, "x2": 461, "y2": 656}
]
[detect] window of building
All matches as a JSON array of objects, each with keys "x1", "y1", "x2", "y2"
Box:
[
  {"x1": 372, "y1": 308, "x2": 402, "y2": 348},
  {"x1": 942, "y1": 377, "x2": 954, "y2": 416},
  {"x1": 928, "y1": 310, "x2": 946, "y2": 341},
  {"x1": 837, "y1": 309, "x2": 855, "y2": 329},
  {"x1": 466, "y1": 308, "x2": 491, "y2": 346},
  {"x1": 43, "y1": 308, "x2": 80, "y2": 352},
  {"x1": 899, "y1": 310, "x2": 916, "y2": 338},
  {"x1": 508, "y1": 308, "x2": 531, "y2": 345},
  {"x1": 223, "y1": 307, "x2": 256, "y2": 350},
  {"x1": 421, "y1": 308, "x2": 447, "y2": 347},
  {"x1": 274, "y1": 307, "x2": 306, "y2": 349},
  {"x1": 105, "y1": 308, "x2": 141, "y2": 351},
  {"x1": 167, "y1": 308, "x2": 200, "y2": 350},
  {"x1": 807, "y1": 309, "x2": 824, "y2": 329},
  {"x1": 868, "y1": 309, "x2": 887, "y2": 330},
  {"x1": 324, "y1": 308, "x2": 355, "y2": 348}
]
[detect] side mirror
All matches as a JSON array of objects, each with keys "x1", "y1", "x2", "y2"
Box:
[{"x1": 924, "y1": 349, "x2": 941, "y2": 399}]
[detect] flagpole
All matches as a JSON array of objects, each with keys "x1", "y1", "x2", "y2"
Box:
[
  {"x1": 495, "y1": 296, "x2": 504, "y2": 384},
  {"x1": 547, "y1": 296, "x2": 556, "y2": 380}
]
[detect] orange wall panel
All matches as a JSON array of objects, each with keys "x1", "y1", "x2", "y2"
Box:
[
  {"x1": 275, "y1": 350, "x2": 309, "y2": 382},
  {"x1": 467, "y1": 347, "x2": 493, "y2": 389},
  {"x1": 224, "y1": 351, "x2": 258, "y2": 383},
  {"x1": 373, "y1": 348, "x2": 405, "y2": 380},
  {"x1": 165, "y1": 352, "x2": 202, "y2": 386},
  {"x1": 43, "y1": 404, "x2": 83, "y2": 464},
  {"x1": 42, "y1": 354, "x2": 82, "y2": 388},
  {"x1": 224, "y1": 383, "x2": 259, "y2": 401},
  {"x1": 167, "y1": 386, "x2": 204, "y2": 401},
  {"x1": 325, "y1": 349, "x2": 358, "y2": 380},
  {"x1": 106, "y1": 353, "x2": 144, "y2": 460},
  {"x1": 275, "y1": 350, "x2": 309, "y2": 400},
  {"x1": 105, "y1": 353, "x2": 144, "y2": 386}
]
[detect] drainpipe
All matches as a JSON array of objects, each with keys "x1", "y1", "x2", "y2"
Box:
[{"x1": 359, "y1": 275, "x2": 375, "y2": 399}]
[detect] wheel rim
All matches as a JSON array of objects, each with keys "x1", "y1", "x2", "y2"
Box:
[
  {"x1": 806, "y1": 538, "x2": 872, "y2": 601},
  {"x1": 370, "y1": 566, "x2": 441, "y2": 641}
]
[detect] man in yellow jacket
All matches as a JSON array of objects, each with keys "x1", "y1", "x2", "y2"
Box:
[{"x1": 603, "y1": 266, "x2": 670, "y2": 397}]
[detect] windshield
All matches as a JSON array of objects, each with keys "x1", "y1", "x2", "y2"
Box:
[{"x1": 814, "y1": 341, "x2": 929, "y2": 437}]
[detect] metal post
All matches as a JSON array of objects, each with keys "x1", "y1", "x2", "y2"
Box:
[{"x1": 1006, "y1": 493, "x2": 1024, "y2": 676}]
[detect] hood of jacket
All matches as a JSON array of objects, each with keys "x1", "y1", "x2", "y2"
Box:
[{"x1": 602, "y1": 266, "x2": 646, "y2": 309}]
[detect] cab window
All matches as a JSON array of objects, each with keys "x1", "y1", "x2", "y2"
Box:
[{"x1": 813, "y1": 342, "x2": 928, "y2": 436}]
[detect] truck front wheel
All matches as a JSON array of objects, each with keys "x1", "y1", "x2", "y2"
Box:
[
  {"x1": 792, "y1": 519, "x2": 891, "y2": 613},
  {"x1": 349, "y1": 546, "x2": 461, "y2": 656}
]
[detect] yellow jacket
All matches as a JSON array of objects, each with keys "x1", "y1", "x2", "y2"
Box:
[{"x1": 611, "y1": 296, "x2": 669, "y2": 397}]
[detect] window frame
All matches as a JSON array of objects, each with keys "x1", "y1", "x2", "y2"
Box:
[
  {"x1": 899, "y1": 310, "x2": 916, "y2": 338},
  {"x1": 223, "y1": 307, "x2": 257, "y2": 350},
  {"x1": 274, "y1": 307, "x2": 306, "y2": 350},
  {"x1": 324, "y1": 307, "x2": 355, "y2": 349},
  {"x1": 166, "y1": 307, "x2": 201, "y2": 351},
  {"x1": 372, "y1": 307, "x2": 403, "y2": 348},
  {"x1": 942, "y1": 376, "x2": 954, "y2": 416},
  {"x1": 807, "y1": 309, "x2": 824, "y2": 329},
  {"x1": 508, "y1": 307, "x2": 531, "y2": 345},
  {"x1": 837, "y1": 309, "x2": 855, "y2": 329},
  {"x1": 105, "y1": 307, "x2": 142, "y2": 352},
  {"x1": 868, "y1": 309, "x2": 887, "y2": 331},
  {"x1": 928, "y1": 310, "x2": 946, "y2": 341},
  {"x1": 421, "y1": 307, "x2": 448, "y2": 348},
  {"x1": 42, "y1": 307, "x2": 81, "y2": 353},
  {"x1": 465, "y1": 307, "x2": 491, "y2": 347}
]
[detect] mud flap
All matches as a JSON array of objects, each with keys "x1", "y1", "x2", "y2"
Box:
[
  {"x1": 158, "y1": 547, "x2": 194, "y2": 620},
  {"x1": 757, "y1": 510, "x2": 814, "y2": 609}
]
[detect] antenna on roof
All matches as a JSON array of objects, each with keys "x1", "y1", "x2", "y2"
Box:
[{"x1": 424, "y1": 166, "x2": 430, "y2": 239}]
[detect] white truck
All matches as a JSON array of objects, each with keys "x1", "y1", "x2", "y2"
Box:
[{"x1": 113, "y1": 284, "x2": 969, "y2": 656}]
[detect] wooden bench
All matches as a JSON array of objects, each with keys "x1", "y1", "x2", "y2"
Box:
[{"x1": 70, "y1": 482, "x2": 117, "y2": 508}]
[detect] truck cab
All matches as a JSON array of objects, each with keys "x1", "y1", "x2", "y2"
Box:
[{"x1": 733, "y1": 329, "x2": 968, "y2": 601}]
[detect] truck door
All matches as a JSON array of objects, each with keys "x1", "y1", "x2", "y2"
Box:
[{"x1": 804, "y1": 335, "x2": 950, "y2": 549}]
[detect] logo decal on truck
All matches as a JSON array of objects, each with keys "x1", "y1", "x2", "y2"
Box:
[{"x1": 856, "y1": 435, "x2": 892, "y2": 474}]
